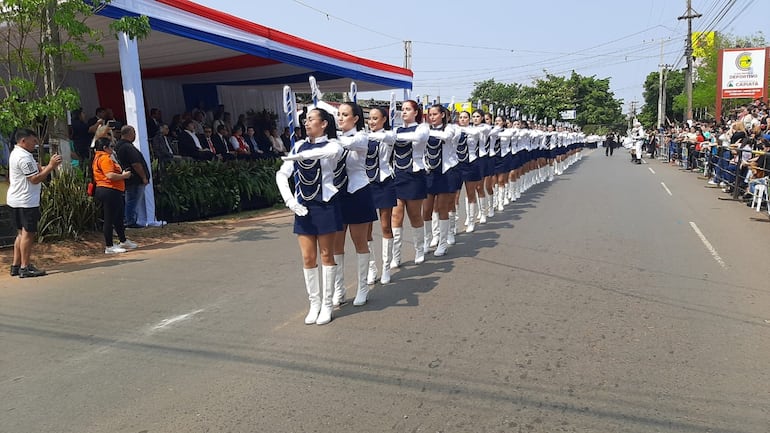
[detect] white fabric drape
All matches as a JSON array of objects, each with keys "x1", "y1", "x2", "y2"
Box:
[
  {"x1": 216, "y1": 86, "x2": 287, "y2": 128},
  {"x1": 142, "y1": 79, "x2": 186, "y2": 120},
  {"x1": 118, "y1": 31, "x2": 163, "y2": 227}
]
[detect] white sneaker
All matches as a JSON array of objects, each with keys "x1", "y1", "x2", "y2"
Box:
[
  {"x1": 105, "y1": 245, "x2": 127, "y2": 254},
  {"x1": 707, "y1": 179, "x2": 717, "y2": 185},
  {"x1": 119, "y1": 239, "x2": 138, "y2": 249}
]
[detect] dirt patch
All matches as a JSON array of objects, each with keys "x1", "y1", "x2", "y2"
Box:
[{"x1": 0, "y1": 207, "x2": 288, "y2": 270}]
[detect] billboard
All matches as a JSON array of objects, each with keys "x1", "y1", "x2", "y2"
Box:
[
  {"x1": 718, "y1": 48, "x2": 768, "y2": 99},
  {"x1": 692, "y1": 31, "x2": 715, "y2": 58}
]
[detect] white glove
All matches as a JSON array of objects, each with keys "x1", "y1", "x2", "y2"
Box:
[{"x1": 285, "y1": 198, "x2": 308, "y2": 216}]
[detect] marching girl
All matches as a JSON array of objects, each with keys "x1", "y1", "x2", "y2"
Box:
[
  {"x1": 482, "y1": 112, "x2": 500, "y2": 219},
  {"x1": 422, "y1": 104, "x2": 460, "y2": 256},
  {"x1": 507, "y1": 120, "x2": 525, "y2": 202},
  {"x1": 330, "y1": 102, "x2": 377, "y2": 307},
  {"x1": 455, "y1": 111, "x2": 482, "y2": 233},
  {"x1": 391, "y1": 100, "x2": 430, "y2": 267},
  {"x1": 276, "y1": 108, "x2": 344, "y2": 325},
  {"x1": 470, "y1": 109, "x2": 492, "y2": 223},
  {"x1": 493, "y1": 115, "x2": 514, "y2": 212},
  {"x1": 364, "y1": 106, "x2": 397, "y2": 284}
]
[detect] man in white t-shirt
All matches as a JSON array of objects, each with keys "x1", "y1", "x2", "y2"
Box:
[{"x1": 6, "y1": 129, "x2": 62, "y2": 278}]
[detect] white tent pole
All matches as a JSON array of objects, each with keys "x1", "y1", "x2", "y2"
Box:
[{"x1": 117, "y1": 31, "x2": 162, "y2": 227}]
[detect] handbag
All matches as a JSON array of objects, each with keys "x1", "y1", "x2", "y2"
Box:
[{"x1": 87, "y1": 180, "x2": 96, "y2": 196}]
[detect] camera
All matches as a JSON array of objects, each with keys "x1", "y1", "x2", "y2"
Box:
[{"x1": 107, "y1": 120, "x2": 118, "y2": 129}]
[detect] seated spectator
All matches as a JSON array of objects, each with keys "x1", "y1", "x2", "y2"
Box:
[
  {"x1": 229, "y1": 126, "x2": 254, "y2": 159},
  {"x1": 256, "y1": 128, "x2": 274, "y2": 157},
  {"x1": 213, "y1": 124, "x2": 234, "y2": 157},
  {"x1": 280, "y1": 127, "x2": 292, "y2": 150},
  {"x1": 177, "y1": 119, "x2": 215, "y2": 161},
  {"x1": 147, "y1": 108, "x2": 163, "y2": 140},
  {"x1": 243, "y1": 126, "x2": 264, "y2": 157},
  {"x1": 192, "y1": 111, "x2": 206, "y2": 135},
  {"x1": 269, "y1": 127, "x2": 287, "y2": 156},
  {"x1": 202, "y1": 126, "x2": 234, "y2": 160},
  {"x1": 151, "y1": 124, "x2": 178, "y2": 164}
]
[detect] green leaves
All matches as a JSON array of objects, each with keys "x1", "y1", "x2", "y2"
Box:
[
  {"x1": 153, "y1": 159, "x2": 281, "y2": 222},
  {"x1": 38, "y1": 166, "x2": 99, "y2": 242},
  {"x1": 469, "y1": 73, "x2": 624, "y2": 132}
]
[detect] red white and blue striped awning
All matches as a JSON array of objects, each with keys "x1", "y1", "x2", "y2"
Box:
[{"x1": 84, "y1": 0, "x2": 412, "y2": 92}]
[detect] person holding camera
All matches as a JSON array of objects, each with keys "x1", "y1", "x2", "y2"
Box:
[{"x1": 7, "y1": 129, "x2": 62, "y2": 278}]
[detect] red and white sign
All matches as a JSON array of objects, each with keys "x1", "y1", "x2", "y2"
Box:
[{"x1": 718, "y1": 48, "x2": 768, "y2": 99}]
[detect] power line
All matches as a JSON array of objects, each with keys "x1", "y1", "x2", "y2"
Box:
[{"x1": 290, "y1": 0, "x2": 403, "y2": 41}]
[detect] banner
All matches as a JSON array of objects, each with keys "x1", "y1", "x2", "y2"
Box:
[
  {"x1": 692, "y1": 31, "x2": 715, "y2": 59},
  {"x1": 719, "y1": 48, "x2": 768, "y2": 99},
  {"x1": 559, "y1": 109, "x2": 576, "y2": 120}
]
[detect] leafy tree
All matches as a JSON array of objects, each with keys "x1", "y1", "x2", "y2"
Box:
[
  {"x1": 0, "y1": 0, "x2": 150, "y2": 143},
  {"x1": 671, "y1": 31, "x2": 766, "y2": 121},
  {"x1": 638, "y1": 68, "x2": 685, "y2": 127},
  {"x1": 469, "y1": 79, "x2": 521, "y2": 107},
  {"x1": 468, "y1": 72, "x2": 624, "y2": 133}
]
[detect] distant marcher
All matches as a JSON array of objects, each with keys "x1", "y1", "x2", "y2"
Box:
[
  {"x1": 605, "y1": 133, "x2": 616, "y2": 156},
  {"x1": 7, "y1": 129, "x2": 62, "y2": 277},
  {"x1": 92, "y1": 137, "x2": 138, "y2": 254}
]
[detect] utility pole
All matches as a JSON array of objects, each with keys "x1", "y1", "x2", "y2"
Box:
[
  {"x1": 657, "y1": 64, "x2": 672, "y2": 130},
  {"x1": 678, "y1": 0, "x2": 701, "y2": 123},
  {"x1": 403, "y1": 40, "x2": 412, "y2": 101}
]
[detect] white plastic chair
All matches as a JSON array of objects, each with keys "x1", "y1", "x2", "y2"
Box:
[{"x1": 751, "y1": 184, "x2": 767, "y2": 212}]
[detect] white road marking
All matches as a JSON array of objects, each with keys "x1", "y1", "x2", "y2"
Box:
[
  {"x1": 152, "y1": 309, "x2": 205, "y2": 331},
  {"x1": 648, "y1": 167, "x2": 656, "y2": 174},
  {"x1": 689, "y1": 222, "x2": 727, "y2": 269},
  {"x1": 661, "y1": 182, "x2": 673, "y2": 196}
]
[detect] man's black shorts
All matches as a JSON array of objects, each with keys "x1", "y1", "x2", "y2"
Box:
[{"x1": 10, "y1": 207, "x2": 41, "y2": 233}]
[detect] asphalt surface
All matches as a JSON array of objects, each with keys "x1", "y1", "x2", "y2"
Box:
[{"x1": 2, "y1": 149, "x2": 769, "y2": 433}]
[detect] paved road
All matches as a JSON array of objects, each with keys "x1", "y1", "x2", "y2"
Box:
[{"x1": 2, "y1": 150, "x2": 769, "y2": 433}]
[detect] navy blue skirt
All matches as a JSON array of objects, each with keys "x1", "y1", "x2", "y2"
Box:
[
  {"x1": 394, "y1": 169, "x2": 427, "y2": 200},
  {"x1": 426, "y1": 167, "x2": 461, "y2": 194},
  {"x1": 494, "y1": 155, "x2": 508, "y2": 174},
  {"x1": 340, "y1": 184, "x2": 378, "y2": 225},
  {"x1": 510, "y1": 153, "x2": 520, "y2": 170},
  {"x1": 478, "y1": 156, "x2": 490, "y2": 177},
  {"x1": 459, "y1": 159, "x2": 483, "y2": 182},
  {"x1": 370, "y1": 177, "x2": 397, "y2": 209},
  {"x1": 294, "y1": 197, "x2": 343, "y2": 235}
]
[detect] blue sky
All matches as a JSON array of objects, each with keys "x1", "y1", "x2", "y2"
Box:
[{"x1": 195, "y1": 0, "x2": 764, "y2": 114}]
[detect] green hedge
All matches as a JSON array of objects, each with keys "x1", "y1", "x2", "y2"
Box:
[{"x1": 152, "y1": 158, "x2": 282, "y2": 222}]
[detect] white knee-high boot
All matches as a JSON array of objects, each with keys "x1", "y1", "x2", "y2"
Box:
[
  {"x1": 478, "y1": 195, "x2": 487, "y2": 224},
  {"x1": 447, "y1": 211, "x2": 456, "y2": 245},
  {"x1": 390, "y1": 227, "x2": 402, "y2": 268},
  {"x1": 413, "y1": 226, "x2": 425, "y2": 264},
  {"x1": 381, "y1": 238, "x2": 393, "y2": 284},
  {"x1": 332, "y1": 254, "x2": 346, "y2": 307},
  {"x1": 496, "y1": 187, "x2": 504, "y2": 211},
  {"x1": 434, "y1": 219, "x2": 450, "y2": 256},
  {"x1": 317, "y1": 265, "x2": 336, "y2": 325},
  {"x1": 353, "y1": 253, "x2": 370, "y2": 306},
  {"x1": 303, "y1": 267, "x2": 321, "y2": 325},
  {"x1": 466, "y1": 202, "x2": 477, "y2": 233},
  {"x1": 366, "y1": 240, "x2": 377, "y2": 285},
  {"x1": 429, "y1": 212, "x2": 439, "y2": 248}
]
